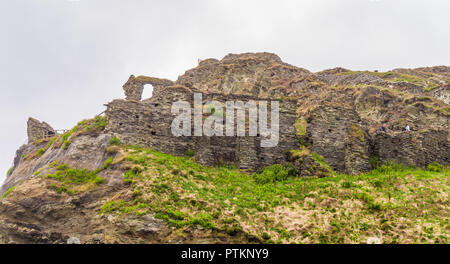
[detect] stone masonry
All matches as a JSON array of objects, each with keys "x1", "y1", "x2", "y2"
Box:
[
  {"x1": 123, "y1": 75, "x2": 174, "y2": 101},
  {"x1": 106, "y1": 78, "x2": 298, "y2": 171},
  {"x1": 27, "y1": 117, "x2": 55, "y2": 144}
]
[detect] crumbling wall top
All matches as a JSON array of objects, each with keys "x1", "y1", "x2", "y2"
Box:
[
  {"x1": 123, "y1": 75, "x2": 174, "y2": 101},
  {"x1": 27, "y1": 117, "x2": 55, "y2": 143}
]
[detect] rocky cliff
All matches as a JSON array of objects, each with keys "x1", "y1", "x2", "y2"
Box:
[{"x1": 0, "y1": 53, "x2": 448, "y2": 244}]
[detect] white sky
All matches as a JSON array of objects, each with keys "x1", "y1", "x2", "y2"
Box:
[{"x1": 0, "y1": 0, "x2": 449, "y2": 184}]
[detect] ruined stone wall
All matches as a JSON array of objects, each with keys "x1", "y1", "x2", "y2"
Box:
[
  {"x1": 307, "y1": 104, "x2": 450, "y2": 173},
  {"x1": 193, "y1": 92, "x2": 298, "y2": 171},
  {"x1": 373, "y1": 130, "x2": 450, "y2": 167},
  {"x1": 122, "y1": 75, "x2": 174, "y2": 101},
  {"x1": 108, "y1": 54, "x2": 449, "y2": 174},
  {"x1": 307, "y1": 105, "x2": 372, "y2": 174},
  {"x1": 105, "y1": 86, "x2": 298, "y2": 171},
  {"x1": 27, "y1": 117, "x2": 55, "y2": 144}
]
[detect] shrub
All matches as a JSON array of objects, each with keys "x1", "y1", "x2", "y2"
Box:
[
  {"x1": 262, "y1": 232, "x2": 271, "y2": 240},
  {"x1": 92, "y1": 115, "x2": 107, "y2": 130},
  {"x1": 62, "y1": 140, "x2": 71, "y2": 150},
  {"x1": 184, "y1": 149, "x2": 195, "y2": 157},
  {"x1": 94, "y1": 176, "x2": 105, "y2": 185},
  {"x1": 37, "y1": 148, "x2": 45, "y2": 157},
  {"x1": 369, "y1": 155, "x2": 380, "y2": 169},
  {"x1": 103, "y1": 157, "x2": 113, "y2": 170},
  {"x1": 124, "y1": 169, "x2": 139, "y2": 184},
  {"x1": 369, "y1": 162, "x2": 411, "y2": 176},
  {"x1": 106, "y1": 145, "x2": 120, "y2": 154},
  {"x1": 60, "y1": 168, "x2": 96, "y2": 184},
  {"x1": 427, "y1": 162, "x2": 443, "y2": 172},
  {"x1": 254, "y1": 163, "x2": 298, "y2": 184},
  {"x1": 341, "y1": 181, "x2": 353, "y2": 188},
  {"x1": 109, "y1": 136, "x2": 121, "y2": 146}
]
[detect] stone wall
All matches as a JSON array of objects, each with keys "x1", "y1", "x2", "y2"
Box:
[
  {"x1": 307, "y1": 105, "x2": 372, "y2": 174},
  {"x1": 109, "y1": 54, "x2": 449, "y2": 174},
  {"x1": 27, "y1": 117, "x2": 55, "y2": 144},
  {"x1": 105, "y1": 85, "x2": 298, "y2": 171},
  {"x1": 373, "y1": 130, "x2": 450, "y2": 167},
  {"x1": 307, "y1": 104, "x2": 450, "y2": 173},
  {"x1": 122, "y1": 75, "x2": 174, "y2": 101}
]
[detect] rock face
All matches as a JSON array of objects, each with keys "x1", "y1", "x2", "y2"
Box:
[
  {"x1": 431, "y1": 85, "x2": 450, "y2": 104},
  {"x1": 27, "y1": 118, "x2": 55, "y2": 144},
  {"x1": 0, "y1": 176, "x2": 247, "y2": 244},
  {"x1": 0, "y1": 122, "x2": 252, "y2": 244},
  {"x1": 0, "y1": 134, "x2": 112, "y2": 199},
  {"x1": 176, "y1": 53, "x2": 311, "y2": 97}
]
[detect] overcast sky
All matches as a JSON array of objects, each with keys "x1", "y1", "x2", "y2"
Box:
[{"x1": 0, "y1": 0, "x2": 449, "y2": 184}]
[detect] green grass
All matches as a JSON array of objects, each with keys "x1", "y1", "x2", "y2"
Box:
[
  {"x1": 92, "y1": 115, "x2": 107, "y2": 130},
  {"x1": 60, "y1": 120, "x2": 89, "y2": 150},
  {"x1": 103, "y1": 157, "x2": 113, "y2": 170},
  {"x1": 1, "y1": 186, "x2": 16, "y2": 199},
  {"x1": 45, "y1": 161, "x2": 105, "y2": 195},
  {"x1": 294, "y1": 119, "x2": 307, "y2": 137},
  {"x1": 369, "y1": 155, "x2": 380, "y2": 169},
  {"x1": 38, "y1": 137, "x2": 58, "y2": 157},
  {"x1": 6, "y1": 166, "x2": 14, "y2": 176},
  {"x1": 337, "y1": 70, "x2": 394, "y2": 79},
  {"x1": 311, "y1": 152, "x2": 334, "y2": 172},
  {"x1": 109, "y1": 136, "x2": 121, "y2": 146},
  {"x1": 393, "y1": 74, "x2": 424, "y2": 85},
  {"x1": 57, "y1": 115, "x2": 107, "y2": 151},
  {"x1": 100, "y1": 145, "x2": 449, "y2": 243},
  {"x1": 184, "y1": 149, "x2": 195, "y2": 157},
  {"x1": 253, "y1": 163, "x2": 298, "y2": 184},
  {"x1": 428, "y1": 162, "x2": 444, "y2": 172}
]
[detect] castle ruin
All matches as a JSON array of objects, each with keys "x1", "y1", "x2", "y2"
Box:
[{"x1": 105, "y1": 76, "x2": 298, "y2": 171}]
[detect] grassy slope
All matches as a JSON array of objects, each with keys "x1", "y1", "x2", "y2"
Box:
[{"x1": 101, "y1": 145, "x2": 449, "y2": 244}]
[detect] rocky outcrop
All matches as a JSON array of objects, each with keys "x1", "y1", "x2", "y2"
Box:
[
  {"x1": 0, "y1": 172, "x2": 249, "y2": 244},
  {"x1": 27, "y1": 118, "x2": 55, "y2": 144},
  {"x1": 430, "y1": 85, "x2": 450, "y2": 104},
  {"x1": 0, "y1": 117, "x2": 253, "y2": 244},
  {"x1": 176, "y1": 52, "x2": 311, "y2": 97},
  {"x1": 0, "y1": 133, "x2": 112, "y2": 198}
]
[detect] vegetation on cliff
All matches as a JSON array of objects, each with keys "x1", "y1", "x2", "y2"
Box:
[{"x1": 97, "y1": 144, "x2": 449, "y2": 244}]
